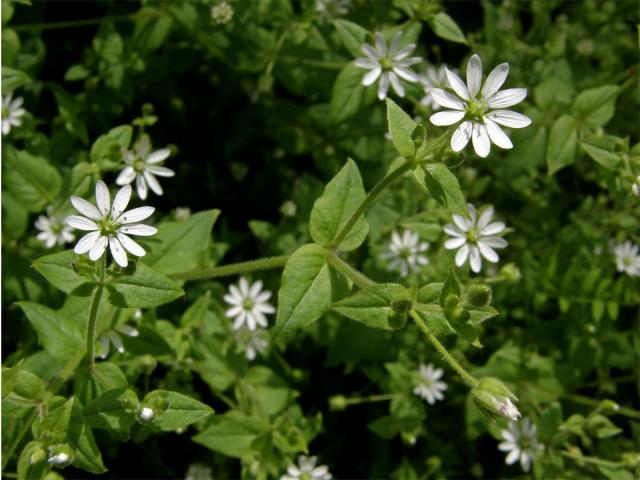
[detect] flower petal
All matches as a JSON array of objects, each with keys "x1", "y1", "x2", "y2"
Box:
[
  {"x1": 443, "y1": 224, "x2": 465, "y2": 237},
  {"x1": 469, "y1": 245, "x2": 482, "y2": 272},
  {"x1": 377, "y1": 72, "x2": 390, "y2": 100},
  {"x1": 374, "y1": 32, "x2": 387, "y2": 56},
  {"x1": 361, "y1": 43, "x2": 379, "y2": 60},
  {"x1": 478, "y1": 241, "x2": 499, "y2": 263},
  {"x1": 477, "y1": 206, "x2": 495, "y2": 230},
  {"x1": 445, "y1": 237, "x2": 467, "y2": 249},
  {"x1": 116, "y1": 166, "x2": 136, "y2": 186},
  {"x1": 89, "y1": 235, "x2": 108, "y2": 261},
  {"x1": 70, "y1": 197, "x2": 102, "y2": 220},
  {"x1": 117, "y1": 232, "x2": 146, "y2": 257},
  {"x1": 466, "y1": 54, "x2": 482, "y2": 97},
  {"x1": 430, "y1": 110, "x2": 465, "y2": 126},
  {"x1": 109, "y1": 236, "x2": 129, "y2": 268},
  {"x1": 143, "y1": 171, "x2": 164, "y2": 196},
  {"x1": 455, "y1": 244, "x2": 470, "y2": 267},
  {"x1": 355, "y1": 57, "x2": 379, "y2": 69},
  {"x1": 393, "y1": 44, "x2": 416, "y2": 60},
  {"x1": 95, "y1": 180, "x2": 111, "y2": 216},
  {"x1": 486, "y1": 110, "x2": 532, "y2": 128},
  {"x1": 481, "y1": 63, "x2": 509, "y2": 98},
  {"x1": 119, "y1": 224, "x2": 157, "y2": 236},
  {"x1": 74, "y1": 231, "x2": 101, "y2": 254},
  {"x1": 118, "y1": 206, "x2": 155, "y2": 224},
  {"x1": 146, "y1": 148, "x2": 171, "y2": 164},
  {"x1": 393, "y1": 66, "x2": 418, "y2": 83},
  {"x1": 66, "y1": 215, "x2": 99, "y2": 231},
  {"x1": 472, "y1": 122, "x2": 491, "y2": 158},
  {"x1": 445, "y1": 67, "x2": 470, "y2": 100},
  {"x1": 451, "y1": 121, "x2": 473, "y2": 152},
  {"x1": 136, "y1": 175, "x2": 148, "y2": 200},
  {"x1": 486, "y1": 88, "x2": 527, "y2": 109},
  {"x1": 480, "y1": 221, "x2": 506, "y2": 235},
  {"x1": 430, "y1": 88, "x2": 465, "y2": 110},
  {"x1": 362, "y1": 67, "x2": 381, "y2": 86},
  {"x1": 485, "y1": 118, "x2": 513, "y2": 149},
  {"x1": 111, "y1": 185, "x2": 132, "y2": 221},
  {"x1": 388, "y1": 72, "x2": 405, "y2": 97}
]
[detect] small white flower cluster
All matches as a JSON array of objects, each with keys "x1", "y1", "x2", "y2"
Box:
[
  {"x1": 2, "y1": 92, "x2": 26, "y2": 135},
  {"x1": 612, "y1": 240, "x2": 640, "y2": 277},
  {"x1": 224, "y1": 277, "x2": 275, "y2": 360},
  {"x1": 498, "y1": 417, "x2": 542, "y2": 472},
  {"x1": 413, "y1": 363, "x2": 447, "y2": 405},
  {"x1": 281, "y1": 455, "x2": 332, "y2": 480}
]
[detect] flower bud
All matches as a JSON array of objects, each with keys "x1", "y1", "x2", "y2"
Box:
[
  {"x1": 465, "y1": 284, "x2": 492, "y2": 308},
  {"x1": 137, "y1": 406, "x2": 156, "y2": 424},
  {"x1": 29, "y1": 444, "x2": 47, "y2": 465},
  {"x1": 391, "y1": 291, "x2": 413, "y2": 315},
  {"x1": 500, "y1": 263, "x2": 521, "y2": 283},
  {"x1": 443, "y1": 294, "x2": 459, "y2": 310},
  {"x1": 471, "y1": 377, "x2": 521, "y2": 422},
  {"x1": 47, "y1": 444, "x2": 74, "y2": 468},
  {"x1": 451, "y1": 307, "x2": 470, "y2": 323},
  {"x1": 329, "y1": 395, "x2": 347, "y2": 411},
  {"x1": 387, "y1": 311, "x2": 407, "y2": 329},
  {"x1": 598, "y1": 399, "x2": 620, "y2": 415}
]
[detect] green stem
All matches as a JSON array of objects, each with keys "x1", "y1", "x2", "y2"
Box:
[
  {"x1": 341, "y1": 392, "x2": 403, "y2": 406},
  {"x1": 563, "y1": 393, "x2": 640, "y2": 420},
  {"x1": 329, "y1": 161, "x2": 414, "y2": 250},
  {"x1": 12, "y1": 11, "x2": 159, "y2": 32},
  {"x1": 170, "y1": 255, "x2": 290, "y2": 281},
  {"x1": 325, "y1": 252, "x2": 375, "y2": 289},
  {"x1": 411, "y1": 311, "x2": 478, "y2": 388},
  {"x1": 86, "y1": 257, "x2": 106, "y2": 371},
  {"x1": 276, "y1": 56, "x2": 346, "y2": 70},
  {"x1": 561, "y1": 450, "x2": 624, "y2": 468}
]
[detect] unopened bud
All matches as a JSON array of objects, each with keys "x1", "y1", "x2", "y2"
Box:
[
  {"x1": 137, "y1": 406, "x2": 156, "y2": 424},
  {"x1": 443, "y1": 294, "x2": 459, "y2": 310},
  {"x1": 47, "y1": 444, "x2": 74, "y2": 468},
  {"x1": 500, "y1": 263, "x2": 521, "y2": 283},
  {"x1": 280, "y1": 200, "x2": 297, "y2": 217},
  {"x1": 472, "y1": 377, "x2": 521, "y2": 422},
  {"x1": 465, "y1": 284, "x2": 491, "y2": 308},
  {"x1": 387, "y1": 311, "x2": 407, "y2": 329},
  {"x1": 598, "y1": 399, "x2": 620, "y2": 415},
  {"x1": 451, "y1": 307, "x2": 470, "y2": 323},
  {"x1": 329, "y1": 395, "x2": 347, "y2": 411},
  {"x1": 29, "y1": 445, "x2": 47, "y2": 465}
]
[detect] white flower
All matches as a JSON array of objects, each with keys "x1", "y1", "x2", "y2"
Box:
[
  {"x1": 631, "y1": 175, "x2": 640, "y2": 197},
  {"x1": 429, "y1": 54, "x2": 532, "y2": 157},
  {"x1": 66, "y1": 180, "x2": 157, "y2": 268},
  {"x1": 380, "y1": 230, "x2": 430, "y2": 277},
  {"x1": 98, "y1": 323, "x2": 139, "y2": 358},
  {"x1": 35, "y1": 206, "x2": 75, "y2": 248},
  {"x1": 139, "y1": 407, "x2": 155, "y2": 422},
  {"x1": 2, "y1": 92, "x2": 26, "y2": 135},
  {"x1": 612, "y1": 240, "x2": 640, "y2": 277},
  {"x1": 185, "y1": 463, "x2": 213, "y2": 480},
  {"x1": 224, "y1": 277, "x2": 275, "y2": 331},
  {"x1": 495, "y1": 396, "x2": 521, "y2": 421},
  {"x1": 498, "y1": 418, "x2": 542, "y2": 472},
  {"x1": 235, "y1": 326, "x2": 269, "y2": 361},
  {"x1": 47, "y1": 452, "x2": 69, "y2": 466},
  {"x1": 418, "y1": 64, "x2": 448, "y2": 110},
  {"x1": 281, "y1": 455, "x2": 332, "y2": 480},
  {"x1": 315, "y1": 0, "x2": 351, "y2": 18},
  {"x1": 355, "y1": 31, "x2": 421, "y2": 101},
  {"x1": 210, "y1": 1, "x2": 233, "y2": 25},
  {"x1": 444, "y1": 204, "x2": 508, "y2": 273},
  {"x1": 116, "y1": 136, "x2": 174, "y2": 200},
  {"x1": 413, "y1": 363, "x2": 447, "y2": 404}
]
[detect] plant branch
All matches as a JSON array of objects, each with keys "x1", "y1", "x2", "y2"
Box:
[
  {"x1": 12, "y1": 11, "x2": 160, "y2": 32},
  {"x1": 411, "y1": 311, "x2": 479, "y2": 388},
  {"x1": 169, "y1": 255, "x2": 290, "y2": 282},
  {"x1": 325, "y1": 251, "x2": 375, "y2": 289}
]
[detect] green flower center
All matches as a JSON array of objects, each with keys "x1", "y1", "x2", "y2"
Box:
[
  {"x1": 466, "y1": 99, "x2": 487, "y2": 119},
  {"x1": 133, "y1": 157, "x2": 146, "y2": 173},
  {"x1": 466, "y1": 229, "x2": 479, "y2": 243},
  {"x1": 242, "y1": 298, "x2": 254, "y2": 311},
  {"x1": 399, "y1": 247, "x2": 412, "y2": 259},
  {"x1": 623, "y1": 257, "x2": 632, "y2": 266},
  {"x1": 99, "y1": 218, "x2": 119, "y2": 237},
  {"x1": 1, "y1": 105, "x2": 10, "y2": 118},
  {"x1": 379, "y1": 57, "x2": 394, "y2": 71}
]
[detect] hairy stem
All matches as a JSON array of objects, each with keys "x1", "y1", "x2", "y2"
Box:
[
  {"x1": 339, "y1": 392, "x2": 403, "y2": 406},
  {"x1": 326, "y1": 251, "x2": 375, "y2": 289},
  {"x1": 412, "y1": 311, "x2": 479, "y2": 388},
  {"x1": 561, "y1": 449, "x2": 624, "y2": 468},
  {"x1": 563, "y1": 393, "x2": 640, "y2": 420},
  {"x1": 86, "y1": 256, "x2": 106, "y2": 371},
  {"x1": 12, "y1": 11, "x2": 160, "y2": 32},
  {"x1": 170, "y1": 255, "x2": 290, "y2": 281},
  {"x1": 329, "y1": 161, "x2": 414, "y2": 250}
]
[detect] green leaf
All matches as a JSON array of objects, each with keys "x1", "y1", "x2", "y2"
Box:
[
  {"x1": 572, "y1": 85, "x2": 618, "y2": 128},
  {"x1": 69, "y1": 400, "x2": 107, "y2": 474},
  {"x1": 193, "y1": 411, "x2": 269, "y2": 458},
  {"x1": 333, "y1": 19, "x2": 368, "y2": 57},
  {"x1": 274, "y1": 244, "x2": 344, "y2": 339},
  {"x1": 1, "y1": 66, "x2": 31, "y2": 93},
  {"x1": 368, "y1": 414, "x2": 423, "y2": 440},
  {"x1": 84, "y1": 388, "x2": 137, "y2": 437},
  {"x1": 144, "y1": 209, "x2": 220, "y2": 276},
  {"x1": 580, "y1": 141, "x2": 621, "y2": 170},
  {"x1": 2, "y1": 368, "x2": 46, "y2": 418},
  {"x1": 332, "y1": 283, "x2": 408, "y2": 329},
  {"x1": 33, "y1": 250, "x2": 93, "y2": 295},
  {"x1": 440, "y1": 268, "x2": 462, "y2": 307},
  {"x1": 386, "y1": 98, "x2": 417, "y2": 159},
  {"x1": 546, "y1": 114, "x2": 577, "y2": 175},
  {"x1": 330, "y1": 62, "x2": 375, "y2": 125},
  {"x1": 90, "y1": 125, "x2": 133, "y2": 165},
  {"x1": 18, "y1": 302, "x2": 85, "y2": 365},
  {"x1": 240, "y1": 367, "x2": 294, "y2": 417},
  {"x1": 144, "y1": 390, "x2": 214, "y2": 431},
  {"x1": 17, "y1": 441, "x2": 49, "y2": 480},
  {"x1": 2, "y1": 361, "x2": 23, "y2": 398},
  {"x1": 35, "y1": 398, "x2": 73, "y2": 442},
  {"x1": 4, "y1": 147, "x2": 62, "y2": 212},
  {"x1": 413, "y1": 306, "x2": 455, "y2": 338},
  {"x1": 538, "y1": 401, "x2": 563, "y2": 443},
  {"x1": 74, "y1": 362, "x2": 128, "y2": 405},
  {"x1": 180, "y1": 292, "x2": 211, "y2": 328},
  {"x1": 417, "y1": 164, "x2": 468, "y2": 218},
  {"x1": 106, "y1": 262, "x2": 184, "y2": 308},
  {"x1": 428, "y1": 12, "x2": 467, "y2": 44},
  {"x1": 586, "y1": 414, "x2": 622, "y2": 439},
  {"x1": 309, "y1": 159, "x2": 368, "y2": 251}
]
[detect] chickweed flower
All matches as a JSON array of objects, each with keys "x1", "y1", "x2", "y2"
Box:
[
  {"x1": 210, "y1": 1, "x2": 234, "y2": 25},
  {"x1": 137, "y1": 406, "x2": 156, "y2": 423},
  {"x1": 429, "y1": 54, "x2": 531, "y2": 157},
  {"x1": 612, "y1": 240, "x2": 640, "y2": 277},
  {"x1": 315, "y1": 0, "x2": 351, "y2": 19},
  {"x1": 116, "y1": 136, "x2": 174, "y2": 200},
  {"x1": 186, "y1": 463, "x2": 214, "y2": 480},
  {"x1": 413, "y1": 363, "x2": 447, "y2": 405},
  {"x1": 472, "y1": 377, "x2": 521, "y2": 422},
  {"x1": 355, "y1": 31, "x2": 421, "y2": 101},
  {"x1": 418, "y1": 64, "x2": 448, "y2": 110},
  {"x1": 444, "y1": 204, "x2": 508, "y2": 274},
  {"x1": 498, "y1": 418, "x2": 542, "y2": 472},
  {"x1": 46, "y1": 444, "x2": 73, "y2": 467},
  {"x1": 224, "y1": 277, "x2": 275, "y2": 331},
  {"x1": 235, "y1": 326, "x2": 269, "y2": 361},
  {"x1": 281, "y1": 455, "x2": 332, "y2": 480},
  {"x1": 35, "y1": 206, "x2": 75, "y2": 248},
  {"x1": 98, "y1": 323, "x2": 139, "y2": 359},
  {"x1": 380, "y1": 230, "x2": 430, "y2": 277},
  {"x1": 67, "y1": 181, "x2": 157, "y2": 268},
  {"x1": 2, "y1": 92, "x2": 26, "y2": 135},
  {"x1": 632, "y1": 175, "x2": 640, "y2": 197}
]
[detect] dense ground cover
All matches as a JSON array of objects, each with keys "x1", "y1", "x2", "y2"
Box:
[{"x1": 2, "y1": 0, "x2": 639, "y2": 479}]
